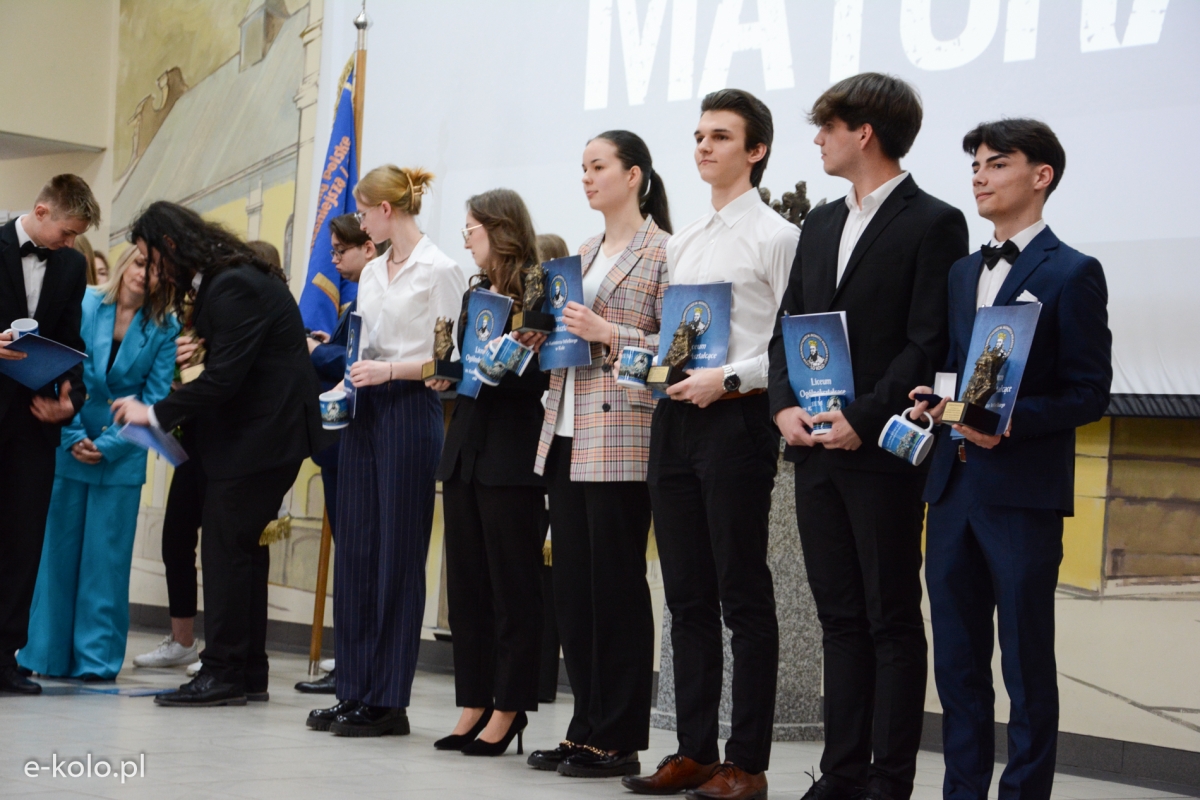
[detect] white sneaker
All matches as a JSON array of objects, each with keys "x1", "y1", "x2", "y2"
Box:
[
  {"x1": 132, "y1": 634, "x2": 199, "y2": 668},
  {"x1": 186, "y1": 660, "x2": 202, "y2": 676}
]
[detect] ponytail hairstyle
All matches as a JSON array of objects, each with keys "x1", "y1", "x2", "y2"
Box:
[
  {"x1": 465, "y1": 189, "x2": 539, "y2": 311},
  {"x1": 591, "y1": 129, "x2": 672, "y2": 234},
  {"x1": 355, "y1": 165, "x2": 434, "y2": 216}
]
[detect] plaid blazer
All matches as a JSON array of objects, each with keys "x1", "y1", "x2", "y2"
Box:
[{"x1": 534, "y1": 217, "x2": 669, "y2": 482}]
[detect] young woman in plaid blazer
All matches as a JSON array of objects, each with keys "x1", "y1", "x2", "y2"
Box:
[{"x1": 525, "y1": 131, "x2": 671, "y2": 779}]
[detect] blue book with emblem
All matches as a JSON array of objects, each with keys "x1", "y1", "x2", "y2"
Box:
[
  {"x1": 948, "y1": 302, "x2": 1042, "y2": 437},
  {"x1": 781, "y1": 311, "x2": 854, "y2": 435},
  {"x1": 655, "y1": 282, "x2": 732, "y2": 369},
  {"x1": 458, "y1": 288, "x2": 515, "y2": 399},
  {"x1": 342, "y1": 311, "x2": 363, "y2": 417},
  {"x1": 538, "y1": 255, "x2": 591, "y2": 371}
]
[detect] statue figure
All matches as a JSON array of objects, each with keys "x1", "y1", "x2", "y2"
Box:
[
  {"x1": 772, "y1": 181, "x2": 814, "y2": 227},
  {"x1": 962, "y1": 340, "x2": 1009, "y2": 407},
  {"x1": 521, "y1": 261, "x2": 547, "y2": 313},
  {"x1": 433, "y1": 316, "x2": 454, "y2": 361},
  {"x1": 664, "y1": 317, "x2": 702, "y2": 369}
]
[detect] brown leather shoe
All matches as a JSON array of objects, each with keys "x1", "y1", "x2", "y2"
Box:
[
  {"x1": 685, "y1": 762, "x2": 768, "y2": 800},
  {"x1": 622, "y1": 753, "x2": 720, "y2": 795}
]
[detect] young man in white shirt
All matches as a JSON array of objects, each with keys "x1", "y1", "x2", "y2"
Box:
[
  {"x1": 767, "y1": 73, "x2": 968, "y2": 800},
  {"x1": 624, "y1": 89, "x2": 798, "y2": 800},
  {"x1": 0, "y1": 175, "x2": 98, "y2": 696}
]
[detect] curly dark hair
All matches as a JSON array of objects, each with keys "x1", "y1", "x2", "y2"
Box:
[{"x1": 129, "y1": 201, "x2": 285, "y2": 319}]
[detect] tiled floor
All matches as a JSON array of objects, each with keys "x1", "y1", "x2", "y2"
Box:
[{"x1": 0, "y1": 631, "x2": 1193, "y2": 800}]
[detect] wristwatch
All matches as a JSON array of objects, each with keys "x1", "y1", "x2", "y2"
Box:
[{"x1": 722, "y1": 365, "x2": 741, "y2": 393}]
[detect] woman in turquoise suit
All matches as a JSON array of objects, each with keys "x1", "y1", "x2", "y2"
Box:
[{"x1": 18, "y1": 246, "x2": 179, "y2": 680}]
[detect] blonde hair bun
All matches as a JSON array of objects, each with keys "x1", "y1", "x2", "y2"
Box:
[{"x1": 355, "y1": 165, "x2": 435, "y2": 216}]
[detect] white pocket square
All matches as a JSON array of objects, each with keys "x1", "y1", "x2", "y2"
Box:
[{"x1": 1016, "y1": 290, "x2": 1039, "y2": 303}]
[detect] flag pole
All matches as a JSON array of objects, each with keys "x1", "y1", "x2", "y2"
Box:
[
  {"x1": 307, "y1": 3, "x2": 369, "y2": 677},
  {"x1": 353, "y1": 4, "x2": 368, "y2": 167}
]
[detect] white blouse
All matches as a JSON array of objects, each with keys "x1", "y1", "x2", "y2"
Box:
[{"x1": 356, "y1": 235, "x2": 467, "y2": 363}]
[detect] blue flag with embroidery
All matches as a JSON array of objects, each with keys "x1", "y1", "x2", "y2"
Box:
[{"x1": 299, "y1": 62, "x2": 358, "y2": 335}]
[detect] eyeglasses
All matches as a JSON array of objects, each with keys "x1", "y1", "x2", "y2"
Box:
[
  {"x1": 330, "y1": 246, "x2": 350, "y2": 261},
  {"x1": 353, "y1": 207, "x2": 373, "y2": 224},
  {"x1": 461, "y1": 223, "x2": 483, "y2": 244}
]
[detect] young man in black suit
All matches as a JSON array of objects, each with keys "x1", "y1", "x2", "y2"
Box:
[
  {"x1": 0, "y1": 175, "x2": 99, "y2": 696},
  {"x1": 114, "y1": 201, "x2": 326, "y2": 707},
  {"x1": 767, "y1": 73, "x2": 969, "y2": 800},
  {"x1": 910, "y1": 119, "x2": 1111, "y2": 800}
]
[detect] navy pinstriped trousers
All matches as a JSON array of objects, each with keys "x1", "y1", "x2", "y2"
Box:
[{"x1": 334, "y1": 381, "x2": 443, "y2": 709}]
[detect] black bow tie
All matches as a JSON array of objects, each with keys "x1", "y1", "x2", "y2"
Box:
[
  {"x1": 19, "y1": 241, "x2": 52, "y2": 261},
  {"x1": 980, "y1": 240, "x2": 1020, "y2": 270}
]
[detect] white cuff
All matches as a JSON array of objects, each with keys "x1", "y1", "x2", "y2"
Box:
[{"x1": 147, "y1": 406, "x2": 162, "y2": 431}]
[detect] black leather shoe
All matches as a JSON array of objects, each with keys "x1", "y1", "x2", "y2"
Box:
[
  {"x1": 558, "y1": 747, "x2": 641, "y2": 778},
  {"x1": 800, "y1": 774, "x2": 865, "y2": 800},
  {"x1": 0, "y1": 665, "x2": 42, "y2": 695},
  {"x1": 294, "y1": 668, "x2": 336, "y2": 694},
  {"x1": 307, "y1": 699, "x2": 360, "y2": 731},
  {"x1": 434, "y1": 707, "x2": 494, "y2": 750},
  {"x1": 461, "y1": 711, "x2": 527, "y2": 756},
  {"x1": 330, "y1": 705, "x2": 410, "y2": 737},
  {"x1": 154, "y1": 672, "x2": 247, "y2": 707},
  {"x1": 527, "y1": 740, "x2": 581, "y2": 770}
]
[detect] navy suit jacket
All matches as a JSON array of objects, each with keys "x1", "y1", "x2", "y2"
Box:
[
  {"x1": 923, "y1": 227, "x2": 1112, "y2": 514},
  {"x1": 311, "y1": 299, "x2": 356, "y2": 389}
]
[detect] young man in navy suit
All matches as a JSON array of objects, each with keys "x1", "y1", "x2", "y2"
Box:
[
  {"x1": 0, "y1": 175, "x2": 99, "y2": 695},
  {"x1": 910, "y1": 119, "x2": 1112, "y2": 800}
]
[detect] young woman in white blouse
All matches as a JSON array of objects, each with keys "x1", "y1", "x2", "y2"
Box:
[
  {"x1": 306, "y1": 166, "x2": 466, "y2": 737},
  {"x1": 525, "y1": 131, "x2": 672, "y2": 778}
]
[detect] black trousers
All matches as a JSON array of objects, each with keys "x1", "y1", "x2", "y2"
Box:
[
  {"x1": 161, "y1": 425, "x2": 205, "y2": 619},
  {"x1": 442, "y1": 474, "x2": 544, "y2": 712},
  {"x1": 794, "y1": 449, "x2": 928, "y2": 798},
  {"x1": 0, "y1": 410, "x2": 57, "y2": 667},
  {"x1": 198, "y1": 461, "x2": 301, "y2": 690},
  {"x1": 647, "y1": 395, "x2": 779, "y2": 775},
  {"x1": 546, "y1": 436, "x2": 654, "y2": 751}
]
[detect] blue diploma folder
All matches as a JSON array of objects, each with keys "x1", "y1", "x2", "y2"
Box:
[
  {"x1": 538, "y1": 255, "x2": 592, "y2": 371},
  {"x1": 118, "y1": 423, "x2": 189, "y2": 467},
  {"x1": 655, "y1": 280, "x2": 732, "y2": 376},
  {"x1": 951, "y1": 302, "x2": 1042, "y2": 438},
  {"x1": 343, "y1": 311, "x2": 363, "y2": 417},
  {"x1": 458, "y1": 289, "x2": 515, "y2": 399},
  {"x1": 0, "y1": 334, "x2": 87, "y2": 390},
  {"x1": 782, "y1": 311, "x2": 854, "y2": 434}
]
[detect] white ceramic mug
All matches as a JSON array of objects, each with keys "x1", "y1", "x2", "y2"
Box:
[{"x1": 878, "y1": 409, "x2": 936, "y2": 466}]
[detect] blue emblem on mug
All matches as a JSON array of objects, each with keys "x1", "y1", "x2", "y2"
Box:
[
  {"x1": 319, "y1": 389, "x2": 349, "y2": 430},
  {"x1": 617, "y1": 346, "x2": 654, "y2": 389}
]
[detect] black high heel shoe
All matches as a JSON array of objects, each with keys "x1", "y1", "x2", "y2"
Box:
[
  {"x1": 434, "y1": 707, "x2": 494, "y2": 751},
  {"x1": 461, "y1": 711, "x2": 527, "y2": 756}
]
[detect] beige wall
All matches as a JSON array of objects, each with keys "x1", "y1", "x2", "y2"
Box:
[{"x1": 0, "y1": 0, "x2": 119, "y2": 247}]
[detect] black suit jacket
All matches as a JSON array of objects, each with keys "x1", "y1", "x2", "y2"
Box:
[
  {"x1": 153, "y1": 264, "x2": 327, "y2": 480},
  {"x1": 0, "y1": 220, "x2": 87, "y2": 446},
  {"x1": 435, "y1": 285, "x2": 549, "y2": 487},
  {"x1": 768, "y1": 175, "x2": 969, "y2": 473},
  {"x1": 923, "y1": 228, "x2": 1111, "y2": 513}
]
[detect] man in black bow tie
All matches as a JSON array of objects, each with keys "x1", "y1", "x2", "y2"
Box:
[
  {"x1": 0, "y1": 174, "x2": 98, "y2": 695},
  {"x1": 910, "y1": 120, "x2": 1111, "y2": 800}
]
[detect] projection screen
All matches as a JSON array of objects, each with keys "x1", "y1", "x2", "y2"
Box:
[{"x1": 313, "y1": 0, "x2": 1200, "y2": 416}]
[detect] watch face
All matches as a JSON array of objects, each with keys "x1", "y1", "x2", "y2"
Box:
[{"x1": 724, "y1": 374, "x2": 740, "y2": 392}]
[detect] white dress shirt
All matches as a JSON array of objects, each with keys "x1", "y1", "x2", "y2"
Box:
[
  {"x1": 837, "y1": 171, "x2": 909, "y2": 286},
  {"x1": 976, "y1": 219, "x2": 1046, "y2": 309},
  {"x1": 554, "y1": 243, "x2": 617, "y2": 437},
  {"x1": 356, "y1": 235, "x2": 467, "y2": 363},
  {"x1": 14, "y1": 216, "x2": 47, "y2": 317},
  {"x1": 666, "y1": 187, "x2": 799, "y2": 391}
]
